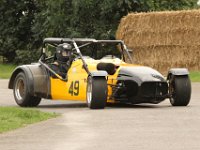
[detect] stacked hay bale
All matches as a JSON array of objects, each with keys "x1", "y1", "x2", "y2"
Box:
[{"x1": 116, "y1": 10, "x2": 200, "y2": 74}]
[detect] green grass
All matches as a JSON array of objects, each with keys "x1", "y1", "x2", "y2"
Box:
[
  {"x1": 0, "y1": 63, "x2": 200, "y2": 82},
  {"x1": 190, "y1": 71, "x2": 200, "y2": 82},
  {"x1": 0, "y1": 107, "x2": 59, "y2": 133},
  {"x1": 0, "y1": 64, "x2": 16, "y2": 79}
]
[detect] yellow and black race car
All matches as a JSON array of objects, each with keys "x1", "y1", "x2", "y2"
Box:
[{"x1": 8, "y1": 38, "x2": 191, "y2": 109}]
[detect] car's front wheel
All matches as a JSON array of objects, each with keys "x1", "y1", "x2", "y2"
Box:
[
  {"x1": 13, "y1": 72, "x2": 41, "y2": 107},
  {"x1": 169, "y1": 75, "x2": 191, "y2": 106},
  {"x1": 86, "y1": 76, "x2": 107, "y2": 109}
]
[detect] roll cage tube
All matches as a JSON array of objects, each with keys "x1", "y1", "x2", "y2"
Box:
[
  {"x1": 121, "y1": 41, "x2": 133, "y2": 63},
  {"x1": 72, "y1": 40, "x2": 91, "y2": 75},
  {"x1": 39, "y1": 39, "x2": 92, "y2": 80},
  {"x1": 40, "y1": 38, "x2": 133, "y2": 79},
  {"x1": 38, "y1": 59, "x2": 67, "y2": 81}
]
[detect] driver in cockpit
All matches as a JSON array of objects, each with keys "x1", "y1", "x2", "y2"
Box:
[{"x1": 50, "y1": 43, "x2": 73, "y2": 79}]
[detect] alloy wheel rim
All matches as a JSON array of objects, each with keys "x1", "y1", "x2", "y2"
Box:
[
  {"x1": 87, "y1": 80, "x2": 92, "y2": 104},
  {"x1": 15, "y1": 79, "x2": 25, "y2": 101}
]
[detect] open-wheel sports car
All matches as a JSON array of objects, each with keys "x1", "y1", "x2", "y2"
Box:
[{"x1": 8, "y1": 38, "x2": 191, "y2": 109}]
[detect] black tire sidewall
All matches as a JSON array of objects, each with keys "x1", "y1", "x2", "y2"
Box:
[
  {"x1": 86, "y1": 76, "x2": 107, "y2": 109},
  {"x1": 170, "y1": 75, "x2": 191, "y2": 106}
]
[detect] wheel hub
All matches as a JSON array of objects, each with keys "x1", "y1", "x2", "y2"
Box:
[{"x1": 15, "y1": 79, "x2": 25, "y2": 101}]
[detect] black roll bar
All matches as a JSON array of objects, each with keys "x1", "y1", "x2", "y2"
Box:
[{"x1": 41, "y1": 38, "x2": 133, "y2": 80}]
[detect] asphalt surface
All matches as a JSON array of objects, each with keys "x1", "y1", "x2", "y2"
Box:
[{"x1": 0, "y1": 79, "x2": 200, "y2": 150}]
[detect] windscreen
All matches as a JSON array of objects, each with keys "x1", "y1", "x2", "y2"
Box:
[{"x1": 77, "y1": 42, "x2": 122, "y2": 60}]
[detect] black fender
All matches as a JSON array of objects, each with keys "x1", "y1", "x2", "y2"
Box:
[
  {"x1": 8, "y1": 63, "x2": 51, "y2": 98},
  {"x1": 167, "y1": 68, "x2": 189, "y2": 80},
  {"x1": 115, "y1": 66, "x2": 168, "y2": 104}
]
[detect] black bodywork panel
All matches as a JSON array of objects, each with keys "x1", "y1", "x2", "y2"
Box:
[{"x1": 113, "y1": 66, "x2": 169, "y2": 104}]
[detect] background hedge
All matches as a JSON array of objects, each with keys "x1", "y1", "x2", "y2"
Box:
[{"x1": 0, "y1": 0, "x2": 198, "y2": 64}]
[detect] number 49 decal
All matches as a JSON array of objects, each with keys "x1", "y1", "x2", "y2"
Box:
[{"x1": 68, "y1": 81, "x2": 79, "y2": 96}]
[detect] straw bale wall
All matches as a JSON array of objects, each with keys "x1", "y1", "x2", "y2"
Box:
[{"x1": 116, "y1": 10, "x2": 200, "y2": 74}]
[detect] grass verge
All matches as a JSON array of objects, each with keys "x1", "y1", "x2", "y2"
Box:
[
  {"x1": 0, "y1": 63, "x2": 200, "y2": 82},
  {"x1": 190, "y1": 71, "x2": 200, "y2": 82},
  {"x1": 0, "y1": 64, "x2": 16, "y2": 79},
  {"x1": 0, "y1": 107, "x2": 59, "y2": 133}
]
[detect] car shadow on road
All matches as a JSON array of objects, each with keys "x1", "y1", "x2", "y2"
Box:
[
  {"x1": 38, "y1": 102, "x2": 170, "y2": 110},
  {"x1": 106, "y1": 103, "x2": 171, "y2": 109},
  {"x1": 38, "y1": 103, "x2": 87, "y2": 109}
]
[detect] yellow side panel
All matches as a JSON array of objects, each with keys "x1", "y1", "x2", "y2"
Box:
[
  {"x1": 50, "y1": 60, "x2": 88, "y2": 101},
  {"x1": 50, "y1": 58, "x2": 138, "y2": 102},
  {"x1": 50, "y1": 78, "x2": 87, "y2": 101},
  {"x1": 107, "y1": 69, "x2": 119, "y2": 103}
]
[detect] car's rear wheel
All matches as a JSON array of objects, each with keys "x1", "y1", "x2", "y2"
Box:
[
  {"x1": 169, "y1": 75, "x2": 191, "y2": 106},
  {"x1": 86, "y1": 76, "x2": 107, "y2": 109},
  {"x1": 14, "y1": 72, "x2": 41, "y2": 107}
]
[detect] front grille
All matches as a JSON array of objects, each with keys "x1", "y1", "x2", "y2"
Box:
[
  {"x1": 113, "y1": 80, "x2": 138, "y2": 101},
  {"x1": 141, "y1": 82, "x2": 168, "y2": 98}
]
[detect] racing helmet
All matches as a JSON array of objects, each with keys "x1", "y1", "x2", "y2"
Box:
[{"x1": 56, "y1": 43, "x2": 72, "y2": 63}]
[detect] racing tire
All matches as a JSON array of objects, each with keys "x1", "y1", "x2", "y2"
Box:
[
  {"x1": 86, "y1": 76, "x2": 108, "y2": 109},
  {"x1": 13, "y1": 72, "x2": 41, "y2": 107},
  {"x1": 169, "y1": 75, "x2": 191, "y2": 106}
]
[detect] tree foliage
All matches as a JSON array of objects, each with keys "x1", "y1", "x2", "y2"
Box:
[
  {"x1": 0, "y1": 0, "x2": 38, "y2": 62},
  {"x1": 0, "y1": 0, "x2": 198, "y2": 63}
]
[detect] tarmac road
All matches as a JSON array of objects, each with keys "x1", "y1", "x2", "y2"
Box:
[{"x1": 0, "y1": 79, "x2": 200, "y2": 150}]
